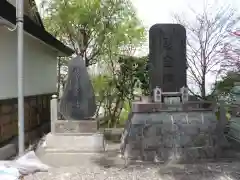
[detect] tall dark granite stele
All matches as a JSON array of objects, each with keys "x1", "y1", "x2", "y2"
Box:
[{"x1": 149, "y1": 24, "x2": 187, "y2": 93}]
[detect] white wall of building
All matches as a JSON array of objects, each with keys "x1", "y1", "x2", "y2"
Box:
[{"x1": 0, "y1": 27, "x2": 58, "y2": 100}]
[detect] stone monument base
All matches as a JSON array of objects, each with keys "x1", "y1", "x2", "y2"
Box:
[
  {"x1": 54, "y1": 120, "x2": 98, "y2": 134},
  {"x1": 44, "y1": 133, "x2": 105, "y2": 153},
  {"x1": 44, "y1": 120, "x2": 105, "y2": 155},
  {"x1": 120, "y1": 101, "x2": 234, "y2": 163}
]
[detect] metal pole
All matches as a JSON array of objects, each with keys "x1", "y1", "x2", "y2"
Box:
[{"x1": 16, "y1": 0, "x2": 25, "y2": 155}]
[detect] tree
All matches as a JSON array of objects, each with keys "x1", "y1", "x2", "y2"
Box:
[
  {"x1": 90, "y1": 50, "x2": 148, "y2": 128},
  {"x1": 221, "y1": 31, "x2": 240, "y2": 72},
  {"x1": 44, "y1": 0, "x2": 147, "y2": 127},
  {"x1": 174, "y1": 5, "x2": 239, "y2": 99},
  {"x1": 92, "y1": 53, "x2": 148, "y2": 128},
  {"x1": 57, "y1": 57, "x2": 68, "y2": 94},
  {"x1": 213, "y1": 71, "x2": 240, "y2": 100},
  {"x1": 42, "y1": 0, "x2": 146, "y2": 96},
  {"x1": 43, "y1": 0, "x2": 144, "y2": 66}
]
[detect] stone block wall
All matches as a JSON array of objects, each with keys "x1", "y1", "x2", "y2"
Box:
[
  {"x1": 120, "y1": 111, "x2": 228, "y2": 163},
  {"x1": 0, "y1": 93, "x2": 52, "y2": 145}
]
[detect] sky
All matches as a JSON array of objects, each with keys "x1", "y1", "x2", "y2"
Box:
[
  {"x1": 35, "y1": 0, "x2": 240, "y2": 93},
  {"x1": 35, "y1": 0, "x2": 240, "y2": 31},
  {"x1": 131, "y1": 0, "x2": 240, "y2": 54},
  {"x1": 35, "y1": 0, "x2": 240, "y2": 50},
  {"x1": 35, "y1": 0, "x2": 240, "y2": 54},
  {"x1": 132, "y1": 0, "x2": 240, "y2": 25}
]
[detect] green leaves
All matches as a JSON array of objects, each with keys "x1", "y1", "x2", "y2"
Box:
[
  {"x1": 116, "y1": 55, "x2": 149, "y2": 97},
  {"x1": 43, "y1": 0, "x2": 146, "y2": 127},
  {"x1": 213, "y1": 72, "x2": 240, "y2": 102},
  {"x1": 215, "y1": 72, "x2": 240, "y2": 94},
  {"x1": 44, "y1": 0, "x2": 146, "y2": 66}
]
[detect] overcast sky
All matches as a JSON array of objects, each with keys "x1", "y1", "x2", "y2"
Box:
[
  {"x1": 35, "y1": 0, "x2": 240, "y2": 28},
  {"x1": 132, "y1": 0, "x2": 239, "y2": 25},
  {"x1": 35, "y1": 0, "x2": 240, "y2": 44}
]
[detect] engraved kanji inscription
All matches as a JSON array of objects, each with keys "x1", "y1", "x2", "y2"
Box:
[
  {"x1": 163, "y1": 55, "x2": 174, "y2": 67},
  {"x1": 163, "y1": 37, "x2": 172, "y2": 50}
]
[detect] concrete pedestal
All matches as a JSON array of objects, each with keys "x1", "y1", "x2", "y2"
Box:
[
  {"x1": 41, "y1": 120, "x2": 105, "y2": 166},
  {"x1": 53, "y1": 120, "x2": 98, "y2": 134},
  {"x1": 44, "y1": 133, "x2": 105, "y2": 153}
]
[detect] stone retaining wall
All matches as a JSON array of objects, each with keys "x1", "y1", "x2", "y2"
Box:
[
  {"x1": 0, "y1": 122, "x2": 50, "y2": 160},
  {"x1": 0, "y1": 93, "x2": 52, "y2": 145},
  {"x1": 120, "y1": 111, "x2": 229, "y2": 163}
]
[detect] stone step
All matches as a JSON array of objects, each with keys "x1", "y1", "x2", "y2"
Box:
[
  {"x1": 44, "y1": 133, "x2": 105, "y2": 153},
  {"x1": 36, "y1": 145, "x2": 124, "y2": 167},
  {"x1": 37, "y1": 151, "x2": 105, "y2": 167}
]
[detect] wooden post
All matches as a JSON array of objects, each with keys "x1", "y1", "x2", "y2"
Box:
[{"x1": 51, "y1": 94, "x2": 58, "y2": 134}]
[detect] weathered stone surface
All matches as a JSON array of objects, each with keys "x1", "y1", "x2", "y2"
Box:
[
  {"x1": 132, "y1": 101, "x2": 214, "y2": 113},
  {"x1": 120, "y1": 110, "x2": 230, "y2": 163},
  {"x1": 149, "y1": 24, "x2": 187, "y2": 93},
  {"x1": 0, "y1": 94, "x2": 51, "y2": 144},
  {"x1": 1, "y1": 104, "x2": 12, "y2": 114},
  {"x1": 54, "y1": 120, "x2": 97, "y2": 134},
  {"x1": 44, "y1": 133, "x2": 105, "y2": 153},
  {"x1": 59, "y1": 56, "x2": 96, "y2": 120}
]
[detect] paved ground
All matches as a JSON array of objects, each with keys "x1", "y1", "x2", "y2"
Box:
[{"x1": 22, "y1": 142, "x2": 240, "y2": 180}]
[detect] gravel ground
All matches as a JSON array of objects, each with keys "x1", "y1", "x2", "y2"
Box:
[
  {"x1": 23, "y1": 161, "x2": 240, "y2": 180},
  {"x1": 22, "y1": 137, "x2": 240, "y2": 180}
]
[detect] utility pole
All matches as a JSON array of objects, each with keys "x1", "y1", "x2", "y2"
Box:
[{"x1": 16, "y1": 0, "x2": 25, "y2": 155}]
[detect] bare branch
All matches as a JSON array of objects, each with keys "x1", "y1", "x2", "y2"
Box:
[{"x1": 173, "y1": 4, "x2": 239, "y2": 98}]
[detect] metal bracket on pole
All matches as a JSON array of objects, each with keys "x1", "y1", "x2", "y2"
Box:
[{"x1": 0, "y1": 18, "x2": 17, "y2": 31}]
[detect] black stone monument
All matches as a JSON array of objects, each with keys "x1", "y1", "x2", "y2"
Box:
[
  {"x1": 120, "y1": 24, "x2": 229, "y2": 164},
  {"x1": 59, "y1": 56, "x2": 96, "y2": 120},
  {"x1": 149, "y1": 24, "x2": 187, "y2": 93}
]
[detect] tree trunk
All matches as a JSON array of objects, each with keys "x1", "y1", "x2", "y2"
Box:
[{"x1": 201, "y1": 68, "x2": 206, "y2": 99}]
